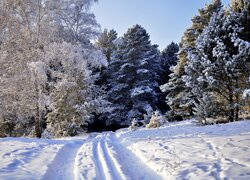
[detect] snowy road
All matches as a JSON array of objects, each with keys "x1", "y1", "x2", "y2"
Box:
[{"x1": 1, "y1": 120, "x2": 250, "y2": 180}]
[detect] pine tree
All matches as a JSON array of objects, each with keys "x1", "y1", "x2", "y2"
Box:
[
  {"x1": 231, "y1": 0, "x2": 250, "y2": 116},
  {"x1": 160, "y1": 42, "x2": 179, "y2": 83},
  {"x1": 31, "y1": 41, "x2": 109, "y2": 137},
  {"x1": 96, "y1": 29, "x2": 118, "y2": 62},
  {"x1": 161, "y1": 0, "x2": 222, "y2": 120},
  {"x1": 184, "y1": 8, "x2": 250, "y2": 123},
  {"x1": 105, "y1": 25, "x2": 161, "y2": 126},
  {"x1": 157, "y1": 42, "x2": 179, "y2": 114}
]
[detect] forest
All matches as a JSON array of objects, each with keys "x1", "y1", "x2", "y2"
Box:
[{"x1": 0, "y1": 0, "x2": 249, "y2": 138}]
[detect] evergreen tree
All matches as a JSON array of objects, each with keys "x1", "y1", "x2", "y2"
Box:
[
  {"x1": 161, "y1": 42, "x2": 179, "y2": 83},
  {"x1": 161, "y1": 0, "x2": 222, "y2": 120},
  {"x1": 96, "y1": 29, "x2": 118, "y2": 62},
  {"x1": 184, "y1": 9, "x2": 250, "y2": 123},
  {"x1": 157, "y1": 42, "x2": 179, "y2": 113},
  {"x1": 40, "y1": 42, "x2": 109, "y2": 137},
  {"x1": 105, "y1": 25, "x2": 161, "y2": 126}
]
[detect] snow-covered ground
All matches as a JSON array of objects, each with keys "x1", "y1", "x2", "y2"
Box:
[{"x1": 1, "y1": 120, "x2": 250, "y2": 180}]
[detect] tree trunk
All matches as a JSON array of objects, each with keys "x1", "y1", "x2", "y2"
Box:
[
  {"x1": 235, "y1": 94, "x2": 239, "y2": 121},
  {"x1": 35, "y1": 115, "x2": 42, "y2": 138},
  {"x1": 235, "y1": 77, "x2": 239, "y2": 121},
  {"x1": 34, "y1": 73, "x2": 42, "y2": 138},
  {"x1": 228, "y1": 93, "x2": 234, "y2": 122}
]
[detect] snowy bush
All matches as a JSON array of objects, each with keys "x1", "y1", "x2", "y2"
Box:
[
  {"x1": 129, "y1": 118, "x2": 140, "y2": 131},
  {"x1": 146, "y1": 111, "x2": 167, "y2": 128}
]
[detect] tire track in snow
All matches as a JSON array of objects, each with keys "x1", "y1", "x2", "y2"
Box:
[{"x1": 102, "y1": 135, "x2": 126, "y2": 179}]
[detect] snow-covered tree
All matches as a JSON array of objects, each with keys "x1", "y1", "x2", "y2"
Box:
[
  {"x1": 160, "y1": 0, "x2": 222, "y2": 120},
  {"x1": 184, "y1": 8, "x2": 250, "y2": 122},
  {"x1": 55, "y1": 0, "x2": 100, "y2": 44},
  {"x1": 104, "y1": 25, "x2": 162, "y2": 126},
  {"x1": 94, "y1": 29, "x2": 118, "y2": 105},
  {"x1": 160, "y1": 42, "x2": 179, "y2": 87},
  {"x1": 157, "y1": 42, "x2": 179, "y2": 113},
  {"x1": 96, "y1": 29, "x2": 118, "y2": 62},
  {"x1": 0, "y1": 0, "x2": 109, "y2": 137},
  {"x1": 0, "y1": 0, "x2": 59, "y2": 137},
  {"x1": 34, "y1": 42, "x2": 107, "y2": 137},
  {"x1": 161, "y1": 42, "x2": 179, "y2": 74},
  {"x1": 231, "y1": 0, "x2": 250, "y2": 108}
]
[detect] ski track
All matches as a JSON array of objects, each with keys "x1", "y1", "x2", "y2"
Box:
[
  {"x1": 74, "y1": 132, "x2": 162, "y2": 180},
  {"x1": 105, "y1": 133, "x2": 163, "y2": 180},
  {"x1": 95, "y1": 134, "x2": 125, "y2": 180},
  {"x1": 42, "y1": 140, "x2": 84, "y2": 180},
  {"x1": 93, "y1": 136, "x2": 107, "y2": 179}
]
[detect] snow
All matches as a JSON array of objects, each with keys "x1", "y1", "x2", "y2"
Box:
[
  {"x1": 243, "y1": 89, "x2": 250, "y2": 99},
  {"x1": 131, "y1": 86, "x2": 153, "y2": 97},
  {"x1": 1, "y1": 120, "x2": 250, "y2": 179}
]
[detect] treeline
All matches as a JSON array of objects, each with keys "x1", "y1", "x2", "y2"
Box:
[
  {"x1": 94, "y1": 25, "x2": 178, "y2": 129},
  {"x1": 0, "y1": 0, "x2": 249, "y2": 138},
  {"x1": 96, "y1": 0, "x2": 250, "y2": 127}
]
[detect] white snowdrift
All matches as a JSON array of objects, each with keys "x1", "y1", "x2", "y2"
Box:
[{"x1": 0, "y1": 119, "x2": 250, "y2": 180}]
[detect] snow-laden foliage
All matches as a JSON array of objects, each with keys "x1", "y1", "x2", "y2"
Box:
[
  {"x1": 0, "y1": 0, "x2": 111, "y2": 137},
  {"x1": 96, "y1": 29, "x2": 118, "y2": 62},
  {"x1": 243, "y1": 78, "x2": 250, "y2": 99},
  {"x1": 55, "y1": 0, "x2": 100, "y2": 44},
  {"x1": 157, "y1": 42, "x2": 179, "y2": 114},
  {"x1": 160, "y1": 0, "x2": 222, "y2": 121},
  {"x1": 129, "y1": 118, "x2": 140, "y2": 130},
  {"x1": 31, "y1": 44, "x2": 109, "y2": 137},
  {"x1": 146, "y1": 111, "x2": 167, "y2": 128},
  {"x1": 243, "y1": 89, "x2": 250, "y2": 98},
  {"x1": 184, "y1": 8, "x2": 250, "y2": 123},
  {"x1": 103, "y1": 25, "x2": 162, "y2": 126}
]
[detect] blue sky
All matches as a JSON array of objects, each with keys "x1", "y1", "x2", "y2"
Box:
[{"x1": 92, "y1": 0, "x2": 230, "y2": 50}]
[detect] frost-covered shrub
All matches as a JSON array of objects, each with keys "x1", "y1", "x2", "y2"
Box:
[
  {"x1": 146, "y1": 111, "x2": 167, "y2": 128},
  {"x1": 200, "y1": 117, "x2": 228, "y2": 125},
  {"x1": 129, "y1": 118, "x2": 139, "y2": 130}
]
